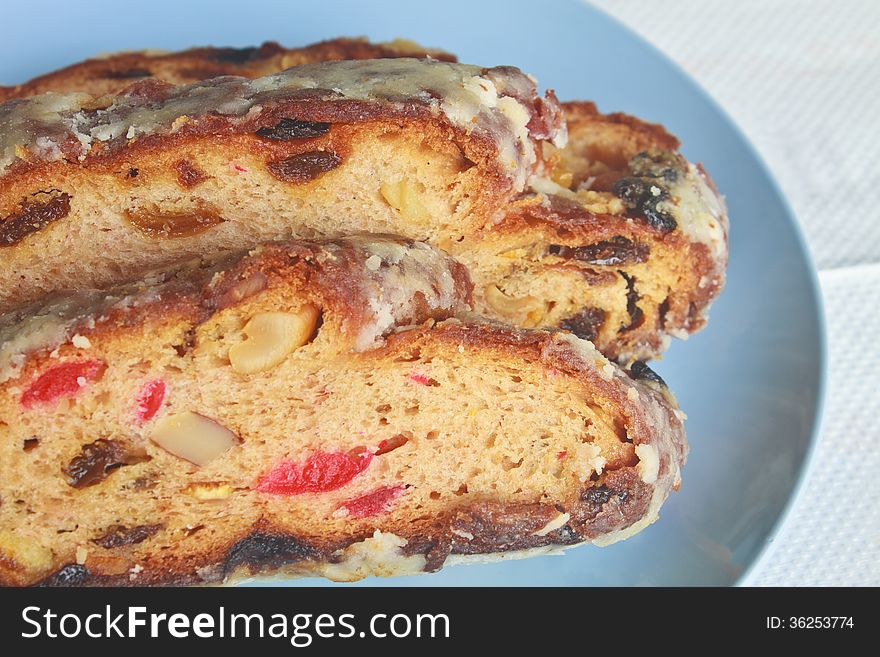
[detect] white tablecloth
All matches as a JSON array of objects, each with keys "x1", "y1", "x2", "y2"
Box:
[{"x1": 589, "y1": 0, "x2": 879, "y2": 586}]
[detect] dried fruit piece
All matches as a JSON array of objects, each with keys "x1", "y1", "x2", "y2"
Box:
[
  {"x1": 228, "y1": 306, "x2": 319, "y2": 374},
  {"x1": 629, "y1": 361, "x2": 667, "y2": 387},
  {"x1": 91, "y1": 524, "x2": 162, "y2": 549},
  {"x1": 150, "y1": 411, "x2": 239, "y2": 466},
  {"x1": 376, "y1": 434, "x2": 409, "y2": 455},
  {"x1": 124, "y1": 206, "x2": 224, "y2": 239},
  {"x1": 619, "y1": 272, "x2": 644, "y2": 333},
  {"x1": 560, "y1": 307, "x2": 607, "y2": 342},
  {"x1": 63, "y1": 439, "x2": 150, "y2": 488},
  {"x1": 173, "y1": 159, "x2": 208, "y2": 188},
  {"x1": 256, "y1": 118, "x2": 331, "y2": 140},
  {"x1": 134, "y1": 379, "x2": 166, "y2": 423},
  {"x1": 548, "y1": 237, "x2": 649, "y2": 266},
  {"x1": 338, "y1": 485, "x2": 406, "y2": 519},
  {"x1": 612, "y1": 161, "x2": 678, "y2": 233},
  {"x1": 256, "y1": 448, "x2": 373, "y2": 496},
  {"x1": 379, "y1": 180, "x2": 432, "y2": 223},
  {"x1": 267, "y1": 151, "x2": 341, "y2": 183},
  {"x1": 184, "y1": 482, "x2": 234, "y2": 500},
  {"x1": 21, "y1": 359, "x2": 106, "y2": 408},
  {"x1": 0, "y1": 192, "x2": 71, "y2": 247}
]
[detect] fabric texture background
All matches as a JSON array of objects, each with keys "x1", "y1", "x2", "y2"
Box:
[{"x1": 590, "y1": 0, "x2": 879, "y2": 586}]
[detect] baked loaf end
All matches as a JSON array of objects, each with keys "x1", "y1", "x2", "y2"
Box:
[
  {"x1": 0, "y1": 37, "x2": 455, "y2": 102},
  {"x1": 0, "y1": 236, "x2": 686, "y2": 586},
  {"x1": 476, "y1": 102, "x2": 728, "y2": 361}
]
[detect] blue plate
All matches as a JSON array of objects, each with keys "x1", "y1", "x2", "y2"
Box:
[{"x1": 2, "y1": 0, "x2": 825, "y2": 586}]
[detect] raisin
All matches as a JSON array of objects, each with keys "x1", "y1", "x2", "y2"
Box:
[
  {"x1": 255, "y1": 448, "x2": 373, "y2": 496},
  {"x1": 376, "y1": 434, "x2": 409, "y2": 455},
  {"x1": 267, "y1": 151, "x2": 341, "y2": 183},
  {"x1": 125, "y1": 207, "x2": 224, "y2": 239},
  {"x1": 560, "y1": 307, "x2": 607, "y2": 342},
  {"x1": 224, "y1": 533, "x2": 314, "y2": 573},
  {"x1": 256, "y1": 118, "x2": 331, "y2": 140},
  {"x1": 629, "y1": 361, "x2": 667, "y2": 388},
  {"x1": 134, "y1": 379, "x2": 166, "y2": 423},
  {"x1": 21, "y1": 359, "x2": 106, "y2": 408},
  {"x1": 618, "y1": 272, "x2": 644, "y2": 333},
  {"x1": 39, "y1": 564, "x2": 90, "y2": 587},
  {"x1": 582, "y1": 484, "x2": 627, "y2": 508},
  {"x1": 0, "y1": 193, "x2": 71, "y2": 247},
  {"x1": 63, "y1": 439, "x2": 150, "y2": 489},
  {"x1": 612, "y1": 175, "x2": 677, "y2": 232},
  {"x1": 92, "y1": 523, "x2": 162, "y2": 549},
  {"x1": 23, "y1": 437, "x2": 39, "y2": 451},
  {"x1": 339, "y1": 485, "x2": 407, "y2": 519},
  {"x1": 548, "y1": 237, "x2": 649, "y2": 266},
  {"x1": 103, "y1": 68, "x2": 152, "y2": 79}
]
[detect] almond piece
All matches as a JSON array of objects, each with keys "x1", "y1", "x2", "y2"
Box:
[
  {"x1": 484, "y1": 284, "x2": 547, "y2": 326},
  {"x1": 150, "y1": 411, "x2": 239, "y2": 466},
  {"x1": 380, "y1": 180, "x2": 431, "y2": 223},
  {"x1": 228, "y1": 306, "x2": 319, "y2": 374}
]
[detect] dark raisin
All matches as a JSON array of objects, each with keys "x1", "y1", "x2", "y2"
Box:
[
  {"x1": 613, "y1": 174, "x2": 677, "y2": 233},
  {"x1": 267, "y1": 151, "x2": 341, "y2": 183},
  {"x1": 618, "y1": 272, "x2": 644, "y2": 333},
  {"x1": 92, "y1": 523, "x2": 163, "y2": 549},
  {"x1": 560, "y1": 307, "x2": 607, "y2": 342},
  {"x1": 549, "y1": 237, "x2": 649, "y2": 266},
  {"x1": 63, "y1": 439, "x2": 150, "y2": 489},
  {"x1": 582, "y1": 485, "x2": 613, "y2": 506},
  {"x1": 23, "y1": 437, "x2": 39, "y2": 451},
  {"x1": 658, "y1": 297, "x2": 670, "y2": 329},
  {"x1": 39, "y1": 564, "x2": 90, "y2": 587},
  {"x1": 127, "y1": 168, "x2": 139, "y2": 178},
  {"x1": 0, "y1": 193, "x2": 71, "y2": 247},
  {"x1": 224, "y1": 532, "x2": 315, "y2": 573},
  {"x1": 629, "y1": 361, "x2": 667, "y2": 388},
  {"x1": 256, "y1": 118, "x2": 331, "y2": 140},
  {"x1": 103, "y1": 68, "x2": 152, "y2": 79}
]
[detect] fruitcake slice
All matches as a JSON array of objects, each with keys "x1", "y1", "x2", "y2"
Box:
[
  {"x1": 0, "y1": 236, "x2": 687, "y2": 586},
  {"x1": 0, "y1": 58, "x2": 565, "y2": 311}
]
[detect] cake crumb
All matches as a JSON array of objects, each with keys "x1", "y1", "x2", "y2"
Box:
[{"x1": 71, "y1": 334, "x2": 91, "y2": 349}]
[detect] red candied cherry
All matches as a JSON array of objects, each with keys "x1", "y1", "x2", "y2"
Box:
[
  {"x1": 256, "y1": 447, "x2": 373, "y2": 496},
  {"x1": 134, "y1": 379, "x2": 166, "y2": 423},
  {"x1": 21, "y1": 360, "x2": 106, "y2": 408}
]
